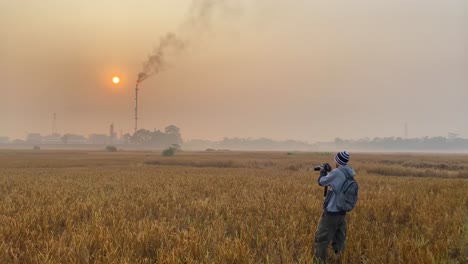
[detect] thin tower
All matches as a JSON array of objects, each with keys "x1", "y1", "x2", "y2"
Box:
[{"x1": 134, "y1": 80, "x2": 140, "y2": 133}]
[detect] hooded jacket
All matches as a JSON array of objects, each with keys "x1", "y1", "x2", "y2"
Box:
[{"x1": 318, "y1": 165, "x2": 356, "y2": 213}]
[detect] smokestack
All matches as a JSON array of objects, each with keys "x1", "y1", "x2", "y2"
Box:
[{"x1": 135, "y1": 80, "x2": 140, "y2": 133}]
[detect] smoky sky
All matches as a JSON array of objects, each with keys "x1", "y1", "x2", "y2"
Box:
[
  {"x1": 138, "y1": 0, "x2": 232, "y2": 83},
  {"x1": 0, "y1": 0, "x2": 467, "y2": 142}
]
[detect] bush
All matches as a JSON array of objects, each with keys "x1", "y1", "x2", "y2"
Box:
[
  {"x1": 162, "y1": 147, "x2": 177, "y2": 157},
  {"x1": 33, "y1": 145, "x2": 40, "y2": 150},
  {"x1": 105, "y1": 145, "x2": 117, "y2": 152}
]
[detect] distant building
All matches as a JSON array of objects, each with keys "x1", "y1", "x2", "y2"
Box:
[
  {"x1": 62, "y1": 134, "x2": 87, "y2": 144},
  {"x1": 42, "y1": 133, "x2": 62, "y2": 144},
  {"x1": 12, "y1": 139, "x2": 26, "y2": 144}
]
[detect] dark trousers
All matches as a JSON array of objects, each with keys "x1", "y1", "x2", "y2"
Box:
[{"x1": 314, "y1": 212, "x2": 347, "y2": 263}]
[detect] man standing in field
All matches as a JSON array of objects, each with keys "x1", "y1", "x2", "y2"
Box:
[{"x1": 314, "y1": 151, "x2": 357, "y2": 263}]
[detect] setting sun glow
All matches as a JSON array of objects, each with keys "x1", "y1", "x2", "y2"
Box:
[{"x1": 112, "y1": 76, "x2": 120, "y2": 84}]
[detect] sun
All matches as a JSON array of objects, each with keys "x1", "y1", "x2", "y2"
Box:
[{"x1": 112, "y1": 76, "x2": 120, "y2": 84}]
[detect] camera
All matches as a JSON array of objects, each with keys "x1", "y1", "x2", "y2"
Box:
[{"x1": 314, "y1": 163, "x2": 331, "y2": 172}]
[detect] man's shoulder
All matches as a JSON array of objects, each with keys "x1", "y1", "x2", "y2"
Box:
[
  {"x1": 330, "y1": 168, "x2": 345, "y2": 176},
  {"x1": 338, "y1": 165, "x2": 356, "y2": 177}
]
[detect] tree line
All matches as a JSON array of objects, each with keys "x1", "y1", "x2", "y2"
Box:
[{"x1": 332, "y1": 136, "x2": 468, "y2": 151}]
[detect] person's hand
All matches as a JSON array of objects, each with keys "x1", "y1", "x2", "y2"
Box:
[{"x1": 322, "y1": 163, "x2": 332, "y2": 172}]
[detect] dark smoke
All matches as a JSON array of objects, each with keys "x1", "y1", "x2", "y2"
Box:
[
  {"x1": 138, "y1": 33, "x2": 185, "y2": 83},
  {"x1": 137, "y1": 0, "x2": 233, "y2": 83}
]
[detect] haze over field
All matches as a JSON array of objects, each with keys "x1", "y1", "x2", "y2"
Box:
[{"x1": 1, "y1": 0, "x2": 467, "y2": 142}]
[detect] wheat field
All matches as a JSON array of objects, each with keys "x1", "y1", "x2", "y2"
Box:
[{"x1": 0, "y1": 150, "x2": 466, "y2": 263}]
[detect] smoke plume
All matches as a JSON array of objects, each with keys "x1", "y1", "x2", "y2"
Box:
[
  {"x1": 138, "y1": 33, "x2": 185, "y2": 83},
  {"x1": 137, "y1": 0, "x2": 233, "y2": 83}
]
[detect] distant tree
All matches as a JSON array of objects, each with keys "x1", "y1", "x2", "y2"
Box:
[
  {"x1": 165, "y1": 125, "x2": 180, "y2": 135},
  {"x1": 162, "y1": 147, "x2": 177, "y2": 156},
  {"x1": 356, "y1": 137, "x2": 370, "y2": 143},
  {"x1": 163, "y1": 126, "x2": 182, "y2": 146},
  {"x1": 334, "y1": 137, "x2": 345, "y2": 145},
  {"x1": 122, "y1": 133, "x2": 132, "y2": 144},
  {"x1": 131, "y1": 129, "x2": 152, "y2": 144},
  {"x1": 129, "y1": 127, "x2": 183, "y2": 149},
  {"x1": 106, "y1": 145, "x2": 117, "y2": 152}
]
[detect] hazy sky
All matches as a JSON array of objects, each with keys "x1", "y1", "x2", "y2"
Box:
[{"x1": 1, "y1": 0, "x2": 467, "y2": 142}]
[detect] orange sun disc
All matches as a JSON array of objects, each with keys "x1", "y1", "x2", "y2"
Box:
[{"x1": 112, "y1": 76, "x2": 120, "y2": 84}]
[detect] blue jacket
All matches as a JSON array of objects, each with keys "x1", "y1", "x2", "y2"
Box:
[{"x1": 318, "y1": 165, "x2": 356, "y2": 213}]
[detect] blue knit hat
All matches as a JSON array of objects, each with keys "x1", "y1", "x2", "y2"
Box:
[{"x1": 335, "y1": 151, "x2": 350, "y2": 165}]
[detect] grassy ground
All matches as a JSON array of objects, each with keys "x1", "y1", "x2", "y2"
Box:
[{"x1": 0, "y1": 150, "x2": 466, "y2": 263}]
